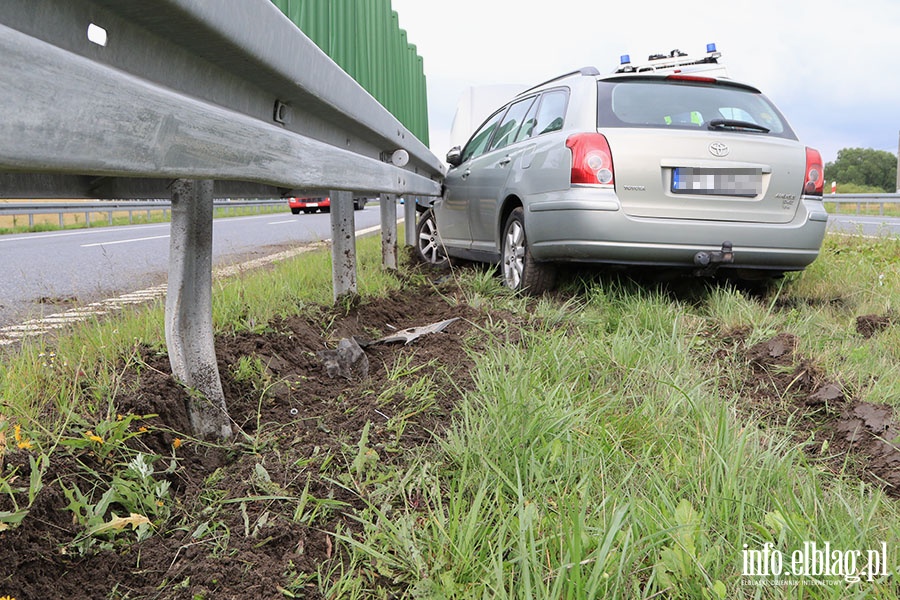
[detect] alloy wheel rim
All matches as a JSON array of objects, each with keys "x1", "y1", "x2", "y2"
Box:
[
  {"x1": 418, "y1": 217, "x2": 444, "y2": 264},
  {"x1": 503, "y1": 221, "x2": 525, "y2": 289}
]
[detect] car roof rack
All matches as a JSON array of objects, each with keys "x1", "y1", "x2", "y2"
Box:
[
  {"x1": 615, "y1": 43, "x2": 724, "y2": 75},
  {"x1": 518, "y1": 66, "x2": 600, "y2": 96}
]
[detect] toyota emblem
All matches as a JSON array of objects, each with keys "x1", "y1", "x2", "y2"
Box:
[{"x1": 709, "y1": 142, "x2": 729, "y2": 157}]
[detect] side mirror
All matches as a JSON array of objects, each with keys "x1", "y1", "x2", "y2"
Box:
[{"x1": 446, "y1": 146, "x2": 462, "y2": 167}]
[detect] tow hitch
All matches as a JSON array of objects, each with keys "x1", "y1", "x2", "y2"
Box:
[{"x1": 694, "y1": 241, "x2": 733, "y2": 276}]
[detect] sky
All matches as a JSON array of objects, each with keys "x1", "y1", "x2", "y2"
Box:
[{"x1": 390, "y1": 0, "x2": 900, "y2": 165}]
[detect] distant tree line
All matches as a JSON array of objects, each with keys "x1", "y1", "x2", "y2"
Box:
[{"x1": 825, "y1": 148, "x2": 898, "y2": 193}]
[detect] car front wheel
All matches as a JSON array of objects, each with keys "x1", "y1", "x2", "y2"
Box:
[
  {"x1": 415, "y1": 209, "x2": 448, "y2": 267},
  {"x1": 501, "y1": 207, "x2": 555, "y2": 294}
]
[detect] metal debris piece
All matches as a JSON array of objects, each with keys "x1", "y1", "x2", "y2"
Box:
[
  {"x1": 317, "y1": 337, "x2": 369, "y2": 380},
  {"x1": 373, "y1": 317, "x2": 460, "y2": 345}
]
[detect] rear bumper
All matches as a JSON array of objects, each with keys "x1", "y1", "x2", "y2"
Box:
[{"x1": 526, "y1": 191, "x2": 828, "y2": 270}]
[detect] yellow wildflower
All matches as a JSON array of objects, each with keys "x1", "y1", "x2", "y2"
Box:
[
  {"x1": 14, "y1": 424, "x2": 32, "y2": 450},
  {"x1": 138, "y1": 426, "x2": 148, "y2": 433},
  {"x1": 1, "y1": 595, "x2": 19, "y2": 600},
  {"x1": 84, "y1": 430, "x2": 104, "y2": 444},
  {"x1": 172, "y1": 438, "x2": 183, "y2": 449}
]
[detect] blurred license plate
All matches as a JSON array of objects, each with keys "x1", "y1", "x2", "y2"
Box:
[
  {"x1": 307, "y1": 203, "x2": 319, "y2": 207},
  {"x1": 672, "y1": 168, "x2": 761, "y2": 197}
]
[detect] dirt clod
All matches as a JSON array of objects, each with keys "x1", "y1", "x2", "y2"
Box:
[{"x1": 856, "y1": 313, "x2": 894, "y2": 338}]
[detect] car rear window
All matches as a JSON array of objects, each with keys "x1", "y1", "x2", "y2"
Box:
[{"x1": 596, "y1": 79, "x2": 797, "y2": 140}]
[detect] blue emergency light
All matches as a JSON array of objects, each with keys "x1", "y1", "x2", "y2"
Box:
[
  {"x1": 620, "y1": 54, "x2": 631, "y2": 65},
  {"x1": 706, "y1": 43, "x2": 717, "y2": 53}
]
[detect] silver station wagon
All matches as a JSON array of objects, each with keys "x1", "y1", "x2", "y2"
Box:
[{"x1": 418, "y1": 45, "x2": 828, "y2": 293}]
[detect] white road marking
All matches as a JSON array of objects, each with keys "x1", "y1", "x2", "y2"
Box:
[
  {"x1": 0, "y1": 223, "x2": 169, "y2": 243},
  {"x1": 81, "y1": 234, "x2": 171, "y2": 248},
  {"x1": 0, "y1": 213, "x2": 291, "y2": 244}
]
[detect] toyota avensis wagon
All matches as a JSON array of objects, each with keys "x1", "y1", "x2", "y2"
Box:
[{"x1": 418, "y1": 45, "x2": 828, "y2": 293}]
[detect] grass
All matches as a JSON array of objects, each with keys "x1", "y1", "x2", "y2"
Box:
[{"x1": 3, "y1": 231, "x2": 900, "y2": 598}]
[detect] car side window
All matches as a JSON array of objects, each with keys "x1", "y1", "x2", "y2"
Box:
[
  {"x1": 461, "y1": 109, "x2": 506, "y2": 163},
  {"x1": 513, "y1": 98, "x2": 540, "y2": 144},
  {"x1": 532, "y1": 90, "x2": 569, "y2": 136},
  {"x1": 488, "y1": 97, "x2": 537, "y2": 153}
]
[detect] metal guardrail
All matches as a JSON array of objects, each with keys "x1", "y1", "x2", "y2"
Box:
[
  {"x1": 0, "y1": 200, "x2": 286, "y2": 227},
  {"x1": 825, "y1": 193, "x2": 900, "y2": 216},
  {"x1": 0, "y1": 0, "x2": 445, "y2": 438},
  {"x1": 0, "y1": 1, "x2": 444, "y2": 200}
]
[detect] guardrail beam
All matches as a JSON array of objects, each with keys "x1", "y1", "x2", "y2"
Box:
[{"x1": 165, "y1": 179, "x2": 231, "y2": 439}]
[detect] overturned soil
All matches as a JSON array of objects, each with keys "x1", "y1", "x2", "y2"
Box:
[
  {"x1": 737, "y1": 327, "x2": 900, "y2": 496},
  {"x1": 1, "y1": 283, "x2": 497, "y2": 600}
]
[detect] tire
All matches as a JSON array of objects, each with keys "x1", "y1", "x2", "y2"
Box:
[
  {"x1": 302, "y1": 208, "x2": 313, "y2": 214},
  {"x1": 501, "y1": 207, "x2": 556, "y2": 294},
  {"x1": 415, "y1": 209, "x2": 448, "y2": 267},
  {"x1": 290, "y1": 207, "x2": 300, "y2": 215}
]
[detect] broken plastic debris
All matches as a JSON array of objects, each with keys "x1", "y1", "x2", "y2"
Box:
[{"x1": 372, "y1": 317, "x2": 460, "y2": 345}]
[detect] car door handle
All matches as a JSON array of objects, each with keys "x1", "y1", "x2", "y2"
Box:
[
  {"x1": 461, "y1": 168, "x2": 471, "y2": 180},
  {"x1": 498, "y1": 156, "x2": 512, "y2": 167}
]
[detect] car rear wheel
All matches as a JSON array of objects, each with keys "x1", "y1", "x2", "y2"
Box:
[
  {"x1": 415, "y1": 209, "x2": 448, "y2": 267},
  {"x1": 501, "y1": 207, "x2": 555, "y2": 294}
]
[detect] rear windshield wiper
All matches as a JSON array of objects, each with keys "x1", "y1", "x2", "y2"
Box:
[{"x1": 707, "y1": 118, "x2": 770, "y2": 133}]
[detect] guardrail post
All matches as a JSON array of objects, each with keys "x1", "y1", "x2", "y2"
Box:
[
  {"x1": 165, "y1": 179, "x2": 232, "y2": 439},
  {"x1": 380, "y1": 193, "x2": 398, "y2": 269},
  {"x1": 403, "y1": 195, "x2": 416, "y2": 246},
  {"x1": 330, "y1": 190, "x2": 357, "y2": 301}
]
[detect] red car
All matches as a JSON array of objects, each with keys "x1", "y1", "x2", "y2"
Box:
[
  {"x1": 288, "y1": 196, "x2": 368, "y2": 214},
  {"x1": 289, "y1": 196, "x2": 330, "y2": 214}
]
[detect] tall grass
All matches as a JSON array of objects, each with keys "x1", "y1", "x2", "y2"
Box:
[{"x1": 338, "y1": 236, "x2": 900, "y2": 599}]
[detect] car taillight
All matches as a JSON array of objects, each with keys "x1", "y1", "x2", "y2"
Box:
[
  {"x1": 567, "y1": 133, "x2": 615, "y2": 185},
  {"x1": 804, "y1": 147, "x2": 824, "y2": 196}
]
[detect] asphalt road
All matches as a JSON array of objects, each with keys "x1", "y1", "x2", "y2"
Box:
[
  {"x1": 827, "y1": 214, "x2": 900, "y2": 237},
  {"x1": 0, "y1": 207, "x2": 383, "y2": 327}
]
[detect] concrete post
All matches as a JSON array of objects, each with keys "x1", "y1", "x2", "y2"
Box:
[
  {"x1": 330, "y1": 190, "x2": 357, "y2": 301},
  {"x1": 380, "y1": 193, "x2": 398, "y2": 270},
  {"x1": 404, "y1": 195, "x2": 416, "y2": 246},
  {"x1": 896, "y1": 130, "x2": 899, "y2": 193},
  {"x1": 166, "y1": 179, "x2": 231, "y2": 439}
]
